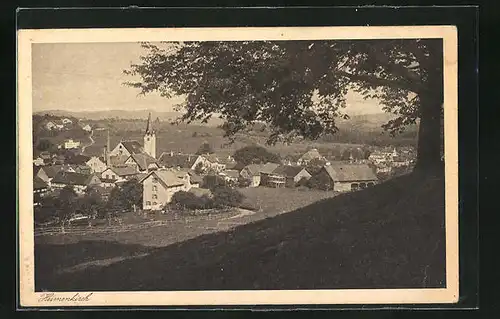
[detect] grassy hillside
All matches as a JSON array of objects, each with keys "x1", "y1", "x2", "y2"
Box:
[{"x1": 36, "y1": 170, "x2": 446, "y2": 291}]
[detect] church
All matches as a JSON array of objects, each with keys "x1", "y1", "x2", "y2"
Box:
[{"x1": 105, "y1": 113, "x2": 159, "y2": 174}]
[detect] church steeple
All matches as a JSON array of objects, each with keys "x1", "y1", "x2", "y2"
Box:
[
  {"x1": 144, "y1": 112, "x2": 156, "y2": 159},
  {"x1": 145, "y1": 112, "x2": 154, "y2": 135}
]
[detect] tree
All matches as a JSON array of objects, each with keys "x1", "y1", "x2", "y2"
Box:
[
  {"x1": 232, "y1": 145, "x2": 281, "y2": 166},
  {"x1": 56, "y1": 186, "x2": 78, "y2": 231},
  {"x1": 119, "y1": 179, "x2": 143, "y2": 212},
  {"x1": 307, "y1": 171, "x2": 334, "y2": 191},
  {"x1": 341, "y1": 149, "x2": 352, "y2": 161},
  {"x1": 308, "y1": 157, "x2": 327, "y2": 168},
  {"x1": 195, "y1": 141, "x2": 213, "y2": 155},
  {"x1": 125, "y1": 39, "x2": 444, "y2": 171},
  {"x1": 202, "y1": 174, "x2": 226, "y2": 189},
  {"x1": 78, "y1": 187, "x2": 105, "y2": 226},
  {"x1": 36, "y1": 139, "x2": 55, "y2": 152}
]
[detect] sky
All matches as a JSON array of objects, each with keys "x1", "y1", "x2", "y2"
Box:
[{"x1": 32, "y1": 42, "x2": 384, "y2": 115}]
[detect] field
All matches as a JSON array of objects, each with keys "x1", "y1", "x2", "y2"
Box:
[
  {"x1": 35, "y1": 170, "x2": 446, "y2": 291},
  {"x1": 240, "y1": 187, "x2": 339, "y2": 217},
  {"x1": 83, "y1": 121, "x2": 365, "y2": 158}
]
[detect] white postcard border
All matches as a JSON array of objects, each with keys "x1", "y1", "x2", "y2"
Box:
[{"x1": 18, "y1": 26, "x2": 459, "y2": 307}]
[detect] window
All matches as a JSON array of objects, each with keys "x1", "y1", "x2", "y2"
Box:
[
  {"x1": 152, "y1": 185, "x2": 157, "y2": 191},
  {"x1": 153, "y1": 201, "x2": 157, "y2": 205},
  {"x1": 152, "y1": 194, "x2": 158, "y2": 200},
  {"x1": 152, "y1": 177, "x2": 158, "y2": 183},
  {"x1": 146, "y1": 201, "x2": 151, "y2": 205}
]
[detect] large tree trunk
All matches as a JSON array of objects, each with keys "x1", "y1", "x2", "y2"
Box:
[
  {"x1": 414, "y1": 40, "x2": 444, "y2": 173},
  {"x1": 414, "y1": 93, "x2": 443, "y2": 172}
]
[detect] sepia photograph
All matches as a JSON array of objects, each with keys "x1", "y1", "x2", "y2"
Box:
[{"x1": 17, "y1": 26, "x2": 458, "y2": 307}]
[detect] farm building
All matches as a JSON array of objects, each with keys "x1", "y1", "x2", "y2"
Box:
[
  {"x1": 141, "y1": 169, "x2": 194, "y2": 211},
  {"x1": 319, "y1": 164, "x2": 378, "y2": 192}
]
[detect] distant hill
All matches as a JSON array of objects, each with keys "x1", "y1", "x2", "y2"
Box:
[{"x1": 34, "y1": 109, "x2": 224, "y2": 127}]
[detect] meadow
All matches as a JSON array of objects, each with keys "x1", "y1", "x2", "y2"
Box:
[{"x1": 83, "y1": 120, "x2": 366, "y2": 159}]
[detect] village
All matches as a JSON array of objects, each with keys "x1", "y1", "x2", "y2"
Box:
[{"x1": 33, "y1": 113, "x2": 416, "y2": 227}]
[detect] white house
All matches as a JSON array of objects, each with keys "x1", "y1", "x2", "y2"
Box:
[
  {"x1": 81, "y1": 124, "x2": 92, "y2": 132},
  {"x1": 141, "y1": 169, "x2": 193, "y2": 211},
  {"x1": 62, "y1": 118, "x2": 73, "y2": 124},
  {"x1": 33, "y1": 157, "x2": 45, "y2": 166},
  {"x1": 45, "y1": 121, "x2": 56, "y2": 130},
  {"x1": 64, "y1": 139, "x2": 80, "y2": 149}
]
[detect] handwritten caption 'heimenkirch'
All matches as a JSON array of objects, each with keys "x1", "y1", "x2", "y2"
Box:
[{"x1": 38, "y1": 293, "x2": 94, "y2": 302}]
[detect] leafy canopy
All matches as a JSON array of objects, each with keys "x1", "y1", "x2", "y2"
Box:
[{"x1": 125, "y1": 39, "x2": 442, "y2": 144}]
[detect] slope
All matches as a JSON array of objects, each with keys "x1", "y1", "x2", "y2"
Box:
[{"x1": 36, "y1": 170, "x2": 446, "y2": 291}]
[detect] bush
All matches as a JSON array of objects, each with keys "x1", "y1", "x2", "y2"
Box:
[
  {"x1": 171, "y1": 191, "x2": 213, "y2": 210},
  {"x1": 238, "y1": 176, "x2": 251, "y2": 188},
  {"x1": 296, "y1": 177, "x2": 310, "y2": 187},
  {"x1": 212, "y1": 186, "x2": 245, "y2": 208}
]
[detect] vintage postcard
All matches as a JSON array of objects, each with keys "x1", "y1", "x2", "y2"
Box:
[{"x1": 17, "y1": 26, "x2": 458, "y2": 307}]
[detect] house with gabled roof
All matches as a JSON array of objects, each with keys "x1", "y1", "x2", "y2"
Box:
[
  {"x1": 157, "y1": 152, "x2": 200, "y2": 170},
  {"x1": 101, "y1": 165, "x2": 138, "y2": 182},
  {"x1": 270, "y1": 165, "x2": 312, "y2": 188},
  {"x1": 66, "y1": 154, "x2": 90, "y2": 166},
  {"x1": 240, "y1": 162, "x2": 280, "y2": 187},
  {"x1": 51, "y1": 171, "x2": 101, "y2": 194},
  {"x1": 297, "y1": 148, "x2": 325, "y2": 166},
  {"x1": 140, "y1": 168, "x2": 194, "y2": 211},
  {"x1": 109, "y1": 140, "x2": 144, "y2": 158},
  {"x1": 125, "y1": 153, "x2": 159, "y2": 172},
  {"x1": 33, "y1": 176, "x2": 49, "y2": 206},
  {"x1": 86, "y1": 156, "x2": 107, "y2": 173}
]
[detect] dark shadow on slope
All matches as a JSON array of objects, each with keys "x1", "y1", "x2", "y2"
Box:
[
  {"x1": 37, "y1": 170, "x2": 446, "y2": 291},
  {"x1": 35, "y1": 240, "x2": 156, "y2": 292}
]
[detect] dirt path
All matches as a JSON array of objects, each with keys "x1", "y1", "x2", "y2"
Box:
[{"x1": 81, "y1": 129, "x2": 94, "y2": 154}]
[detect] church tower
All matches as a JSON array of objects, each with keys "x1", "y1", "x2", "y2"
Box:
[{"x1": 144, "y1": 112, "x2": 156, "y2": 158}]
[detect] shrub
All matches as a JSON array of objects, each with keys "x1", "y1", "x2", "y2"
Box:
[
  {"x1": 238, "y1": 176, "x2": 251, "y2": 188},
  {"x1": 212, "y1": 186, "x2": 245, "y2": 208},
  {"x1": 171, "y1": 191, "x2": 213, "y2": 210}
]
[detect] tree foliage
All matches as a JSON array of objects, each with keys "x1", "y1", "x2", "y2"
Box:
[
  {"x1": 195, "y1": 141, "x2": 214, "y2": 155},
  {"x1": 233, "y1": 145, "x2": 281, "y2": 166},
  {"x1": 106, "y1": 179, "x2": 143, "y2": 212},
  {"x1": 125, "y1": 39, "x2": 444, "y2": 168}
]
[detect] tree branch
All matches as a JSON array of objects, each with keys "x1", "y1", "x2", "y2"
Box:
[{"x1": 337, "y1": 70, "x2": 425, "y2": 94}]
